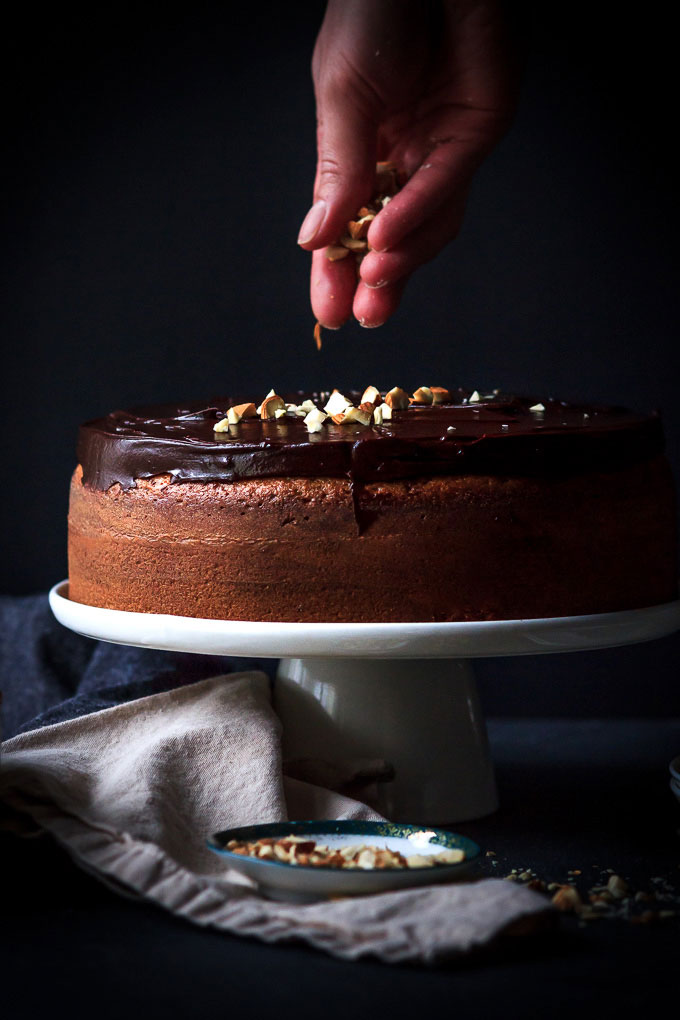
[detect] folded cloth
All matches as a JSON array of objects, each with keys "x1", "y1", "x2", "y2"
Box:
[
  {"x1": 0, "y1": 671, "x2": 552, "y2": 964},
  {"x1": 0, "y1": 592, "x2": 277, "y2": 737}
]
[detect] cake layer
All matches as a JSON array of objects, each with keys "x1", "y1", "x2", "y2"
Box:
[{"x1": 68, "y1": 457, "x2": 678, "y2": 622}]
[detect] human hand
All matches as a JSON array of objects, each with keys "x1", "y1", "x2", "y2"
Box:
[{"x1": 298, "y1": 0, "x2": 518, "y2": 330}]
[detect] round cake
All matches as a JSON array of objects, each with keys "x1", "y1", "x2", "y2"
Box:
[{"x1": 67, "y1": 387, "x2": 678, "y2": 622}]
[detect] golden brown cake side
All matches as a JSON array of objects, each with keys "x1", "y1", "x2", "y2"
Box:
[{"x1": 67, "y1": 457, "x2": 678, "y2": 622}]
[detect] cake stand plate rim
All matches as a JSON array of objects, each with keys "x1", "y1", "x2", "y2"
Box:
[{"x1": 48, "y1": 580, "x2": 680, "y2": 659}]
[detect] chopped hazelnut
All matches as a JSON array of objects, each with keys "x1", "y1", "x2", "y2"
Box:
[
  {"x1": 333, "y1": 407, "x2": 372, "y2": 426},
  {"x1": 411, "y1": 386, "x2": 434, "y2": 405},
  {"x1": 324, "y1": 389, "x2": 352, "y2": 416},
  {"x1": 347, "y1": 214, "x2": 375, "y2": 240},
  {"x1": 552, "y1": 885, "x2": 583, "y2": 912},
  {"x1": 607, "y1": 874, "x2": 629, "y2": 899},
  {"x1": 339, "y1": 234, "x2": 368, "y2": 253},
  {"x1": 325, "y1": 245, "x2": 350, "y2": 261},
  {"x1": 232, "y1": 402, "x2": 257, "y2": 420},
  {"x1": 223, "y1": 834, "x2": 465, "y2": 870},
  {"x1": 325, "y1": 162, "x2": 406, "y2": 269},
  {"x1": 384, "y1": 386, "x2": 410, "y2": 410},
  {"x1": 261, "y1": 394, "x2": 286, "y2": 419},
  {"x1": 304, "y1": 407, "x2": 328, "y2": 433},
  {"x1": 360, "y1": 385, "x2": 381, "y2": 406},
  {"x1": 430, "y1": 386, "x2": 452, "y2": 404}
]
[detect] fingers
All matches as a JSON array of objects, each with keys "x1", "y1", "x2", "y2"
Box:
[
  {"x1": 300, "y1": 0, "x2": 424, "y2": 251},
  {"x1": 310, "y1": 188, "x2": 468, "y2": 328},
  {"x1": 310, "y1": 248, "x2": 408, "y2": 330},
  {"x1": 297, "y1": 101, "x2": 377, "y2": 251},
  {"x1": 298, "y1": 67, "x2": 378, "y2": 251},
  {"x1": 310, "y1": 249, "x2": 357, "y2": 329},
  {"x1": 302, "y1": 0, "x2": 518, "y2": 329},
  {"x1": 366, "y1": 120, "x2": 495, "y2": 254},
  {"x1": 353, "y1": 278, "x2": 407, "y2": 329},
  {"x1": 360, "y1": 190, "x2": 468, "y2": 290}
]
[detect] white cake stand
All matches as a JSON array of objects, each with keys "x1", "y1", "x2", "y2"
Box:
[{"x1": 49, "y1": 581, "x2": 680, "y2": 824}]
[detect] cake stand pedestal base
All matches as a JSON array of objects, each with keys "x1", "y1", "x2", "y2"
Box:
[
  {"x1": 274, "y1": 657, "x2": 497, "y2": 823},
  {"x1": 49, "y1": 581, "x2": 680, "y2": 826}
]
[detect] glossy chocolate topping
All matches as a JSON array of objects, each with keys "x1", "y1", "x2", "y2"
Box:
[{"x1": 77, "y1": 390, "x2": 664, "y2": 492}]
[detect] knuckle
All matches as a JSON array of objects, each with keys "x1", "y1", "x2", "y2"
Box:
[
  {"x1": 315, "y1": 153, "x2": 344, "y2": 189},
  {"x1": 315, "y1": 59, "x2": 356, "y2": 105}
]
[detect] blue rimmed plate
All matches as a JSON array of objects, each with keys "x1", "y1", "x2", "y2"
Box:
[{"x1": 208, "y1": 820, "x2": 480, "y2": 901}]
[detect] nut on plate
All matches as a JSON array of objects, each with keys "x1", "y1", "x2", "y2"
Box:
[{"x1": 223, "y1": 834, "x2": 465, "y2": 870}]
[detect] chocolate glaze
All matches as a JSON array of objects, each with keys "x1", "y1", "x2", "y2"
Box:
[{"x1": 77, "y1": 390, "x2": 665, "y2": 493}]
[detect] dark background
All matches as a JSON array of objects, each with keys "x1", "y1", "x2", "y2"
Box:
[{"x1": 2, "y1": 1, "x2": 678, "y2": 715}]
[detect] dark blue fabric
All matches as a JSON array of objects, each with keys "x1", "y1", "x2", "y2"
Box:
[{"x1": 0, "y1": 594, "x2": 277, "y2": 739}]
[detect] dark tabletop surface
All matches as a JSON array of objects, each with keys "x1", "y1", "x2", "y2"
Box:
[{"x1": 3, "y1": 716, "x2": 679, "y2": 1019}]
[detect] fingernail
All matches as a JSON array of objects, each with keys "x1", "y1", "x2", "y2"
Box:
[
  {"x1": 297, "y1": 200, "x2": 327, "y2": 245},
  {"x1": 363, "y1": 279, "x2": 388, "y2": 290}
]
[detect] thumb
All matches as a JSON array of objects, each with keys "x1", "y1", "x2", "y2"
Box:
[{"x1": 298, "y1": 86, "x2": 377, "y2": 250}]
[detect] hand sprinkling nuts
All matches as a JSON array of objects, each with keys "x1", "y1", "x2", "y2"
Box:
[
  {"x1": 298, "y1": 1, "x2": 517, "y2": 329},
  {"x1": 310, "y1": 163, "x2": 406, "y2": 347}
]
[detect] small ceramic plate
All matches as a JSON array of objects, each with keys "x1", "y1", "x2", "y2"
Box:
[{"x1": 208, "y1": 820, "x2": 480, "y2": 901}]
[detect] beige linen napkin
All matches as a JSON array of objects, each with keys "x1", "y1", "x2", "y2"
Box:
[{"x1": 0, "y1": 672, "x2": 552, "y2": 963}]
